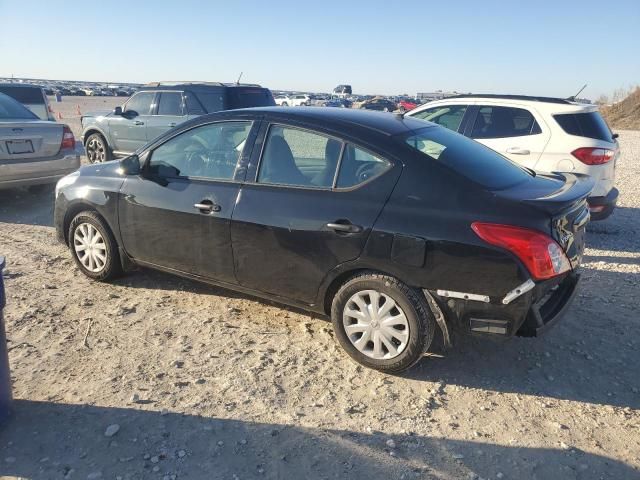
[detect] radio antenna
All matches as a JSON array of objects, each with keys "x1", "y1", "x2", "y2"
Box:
[{"x1": 236, "y1": 72, "x2": 243, "y2": 85}]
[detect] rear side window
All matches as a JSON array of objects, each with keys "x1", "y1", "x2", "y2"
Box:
[
  {"x1": 257, "y1": 125, "x2": 341, "y2": 188},
  {"x1": 413, "y1": 105, "x2": 467, "y2": 131},
  {"x1": 124, "y1": 92, "x2": 154, "y2": 115},
  {"x1": 553, "y1": 112, "x2": 613, "y2": 142},
  {"x1": 401, "y1": 126, "x2": 533, "y2": 190},
  {"x1": 337, "y1": 145, "x2": 391, "y2": 188},
  {"x1": 0, "y1": 86, "x2": 45, "y2": 104},
  {"x1": 194, "y1": 91, "x2": 224, "y2": 113},
  {"x1": 184, "y1": 92, "x2": 206, "y2": 115},
  {"x1": 157, "y1": 92, "x2": 183, "y2": 116},
  {"x1": 471, "y1": 106, "x2": 541, "y2": 138},
  {"x1": 227, "y1": 88, "x2": 275, "y2": 109}
]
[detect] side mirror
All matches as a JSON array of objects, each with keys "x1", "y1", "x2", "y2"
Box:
[
  {"x1": 119, "y1": 154, "x2": 140, "y2": 175},
  {"x1": 113, "y1": 106, "x2": 123, "y2": 116}
]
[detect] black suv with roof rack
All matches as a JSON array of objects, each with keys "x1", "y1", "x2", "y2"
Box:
[{"x1": 80, "y1": 82, "x2": 275, "y2": 163}]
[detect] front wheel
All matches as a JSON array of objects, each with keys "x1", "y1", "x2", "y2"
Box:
[
  {"x1": 331, "y1": 273, "x2": 435, "y2": 373},
  {"x1": 68, "y1": 211, "x2": 122, "y2": 281},
  {"x1": 85, "y1": 133, "x2": 111, "y2": 163}
]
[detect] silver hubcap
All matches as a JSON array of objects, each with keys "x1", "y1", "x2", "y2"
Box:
[
  {"x1": 87, "y1": 137, "x2": 106, "y2": 163},
  {"x1": 73, "y1": 223, "x2": 107, "y2": 273},
  {"x1": 342, "y1": 290, "x2": 409, "y2": 360}
]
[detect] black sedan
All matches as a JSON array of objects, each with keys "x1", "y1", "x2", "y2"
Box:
[
  {"x1": 358, "y1": 98, "x2": 398, "y2": 112},
  {"x1": 54, "y1": 107, "x2": 591, "y2": 372}
]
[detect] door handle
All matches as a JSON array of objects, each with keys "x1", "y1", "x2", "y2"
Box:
[
  {"x1": 506, "y1": 147, "x2": 530, "y2": 155},
  {"x1": 134, "y1": 120, "x2": 144, "y2": 125},
  {"x1": 168, "y1": 122, "x2": 176, "y2": 127},
  {"x1": 326, "y1": 222, "x2": 363, "y2": 233},
  {"x1": 194, "y1": 202, "x2": 221, "y2": 213}
]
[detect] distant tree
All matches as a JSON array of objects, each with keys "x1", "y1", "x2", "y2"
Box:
[{"x1": 596, "y1": 94, "x2": 610, "y2": 105}]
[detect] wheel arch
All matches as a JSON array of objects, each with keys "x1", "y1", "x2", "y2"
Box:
[{"x1": 62, "y1": 203, "x2": 110, "y2": 245}]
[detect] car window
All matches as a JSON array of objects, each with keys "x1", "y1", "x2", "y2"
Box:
[
  {"x1": 184, "y1": 92, "x2": 206, "y2": 115},
  {"x1": 401, "y1": 126, "x2": 533, "y2": 190},
  {"x1": 336, "y1": 145, "x2": 392, "y2": 188},
  {"x1": 194, "y1": 91, "x2": 224, "y2": 113},
  {"x1": 553, "y1": 112, "x2": 613, "y2": 142},
  {"x1": 413, "y1": 105, "x2": 468, "y2": 131},
  {"x1": 157, "y1": 92, "x2": 183, "y2": 116},
  {"x1": 257, "y1": 125, "x2": 343, "y2": 188},
  {"x1": 0, "y1": 93, "x2": 39, "y2": 119},
  {"x1": 471, "y1": 106, "x2": 541, "y2": 138},
  {"x1": 124, "y1": 92, "x2": 154, "y2": 115},
  {"x1": 147, "y1": 121, "x2": 252, "y2": 180},
  {"x1": 227, "y1": 88, "x2": 275, "y2": 109},
  {"x1": 0, "y1": 86, "x2": 45, "y2": 104}
]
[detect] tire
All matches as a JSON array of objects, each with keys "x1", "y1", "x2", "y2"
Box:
[
  {"x1": 331, "y1": 272, "x2": 435, "y2": 373},
  {"x1": 68, "y1": 211, "x2": 122, "y2": 281},
  {"x1": 85, "y1": 133, "x2": 111, "y2": 164}
]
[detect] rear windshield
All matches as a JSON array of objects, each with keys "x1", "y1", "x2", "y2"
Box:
[
  {"x1": 226, "y1": 88, "x2": 275, "y2": 109},
  {"x1": 399, "y1": 126, "x2": 533, "y2": 190},
  {"x1": 0, "y1": 93, "x2": 39, "y2": 119},
  {"x1": 553, "y1": 112, "x2": 613, "y2": 142},
  {"x1": 0, "y1": 86, "x2": 45, "y2": 104}
]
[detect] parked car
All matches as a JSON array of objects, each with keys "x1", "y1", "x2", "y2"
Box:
[
  {"x1": 274, "y1": 94, "x2": 310, "y2": 107},
  {"x1": 55, "y1": 107, "x2": 590, "y2": 372},
  {"x1": 333, "y1": 84, "x2": 352, "y2": 97},
  {"x1": 0, "y1": 93, "x2": 79, "y2": 190},
  {"x1": 0, "y1": 83, "x2": 55, "y2": 121},
  {"x1": 359, "y1": 97, "x2": 397, "y2": 112},
  {"x1": 397, "y1": 98, "x2": 419, "y2": 113},
  {"x1": 406, "y1": 94, "x2": 619, "y2": 219},
  {"x1": 322, "y1": 98, "x2": 352, "y2": 108},
  {"x1": 80, "y1": 82, "x2": 275, "y2": 163}
]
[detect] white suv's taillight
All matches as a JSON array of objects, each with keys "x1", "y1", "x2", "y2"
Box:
[
  {"x1": 571, "y1": 147, "x2": 615, "y2": 165},
  {"x1": 61, "y1": 125, "x2": 75, "y2": 150}
]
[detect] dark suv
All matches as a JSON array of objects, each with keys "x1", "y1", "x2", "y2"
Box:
[{"x1": 80, "y1": 82, "x2": 275, "y2": 163}]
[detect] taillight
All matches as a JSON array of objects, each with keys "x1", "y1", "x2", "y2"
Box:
[
  {"x1": 571, "y1": 147, "x2": 615, "y2": 165},
  {"x1": 471, "y1": 223, "x2": 571, "y2": 280},
  {"x1": 61, "y1": 125, "x2": 75, "y2": 150}
]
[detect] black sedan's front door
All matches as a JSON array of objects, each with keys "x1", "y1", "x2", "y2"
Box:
[
  {"x1": 118, "y1": 120, "x2": 256, "y2": 283},
  {"x1": 230, "y1": 123, "x2": 401, "y2": 304}
]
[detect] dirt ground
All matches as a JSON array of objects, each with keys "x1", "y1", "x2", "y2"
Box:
[{"x1": 0, "y1": 117, "x2": 638, "y2": 479}]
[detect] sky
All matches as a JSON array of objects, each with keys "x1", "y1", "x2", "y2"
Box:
[{"x1": 0, "y1": 0, "x2": 638, "y2": 99}]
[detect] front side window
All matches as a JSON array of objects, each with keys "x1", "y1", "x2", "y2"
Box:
[
  {"x1": 257, "y1": 125, "x2": 342, "y2": 188},
  {"x1": 471, "y1": 106, "x2": 541, "y2": 139},
  {"x1": 147, "y1": 121, "x2": 252, "y2": 180},
  {"x1": 124, "y1": 92, "x2": 154, "y2": 115},
  {"x1": 413, "y1": 105, "x2": 468, "y2": 132},
  {"x1": 157, "y1": 92, "x2": 183, "y2": 116}
]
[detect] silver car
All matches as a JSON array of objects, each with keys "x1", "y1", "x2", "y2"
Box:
[{"x1": 0, "y1": 93, "x2": 80, "y2": 190}]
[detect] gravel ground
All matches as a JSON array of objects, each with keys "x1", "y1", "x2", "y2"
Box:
[{"x1": 0, "y1": 128, "x2": 638, "y2": 480}]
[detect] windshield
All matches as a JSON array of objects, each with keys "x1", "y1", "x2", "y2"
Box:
[
  {"x1": 399, "y1": 126, "x2": 533, "y2": 190},
  {"x1": 0, "y1": 93, "x2": 39, "y2": 120}
]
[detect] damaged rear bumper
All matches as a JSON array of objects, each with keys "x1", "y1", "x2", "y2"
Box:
[{"x1": 425, "y1": 272, "x2": 580, "y2": 340}]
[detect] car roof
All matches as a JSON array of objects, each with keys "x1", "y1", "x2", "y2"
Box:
[
  {"x1": 140, "y1": 81, "x2": 264, "y2": 91},
  {"x1": 412, "y1": 95, "x2": 599, "y2": 114},
  {"x1": 215, "y1": 106, "x2": 430, "y2": 136},
  {"x1": 0, "y1": 83, "x2": 43, "y2": 89}
]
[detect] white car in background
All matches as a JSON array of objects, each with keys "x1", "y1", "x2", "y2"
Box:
[
  {"x1": 274, "y1": 94, "x2": 311, "y2": 107},
  {"x1": 406, "y1": 94, "x2": 619, "y2": 219}
]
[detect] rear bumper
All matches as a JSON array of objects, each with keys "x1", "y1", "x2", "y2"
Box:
[
  {"x1": 587, "y1": 187, "x2": 618, "y2": 220},
  {"x1": 430, "y1": 272, "x2": 580, "y2": 339},
  {"x1": 0, "y1": 151, "x2": 80, "y2": 190}
]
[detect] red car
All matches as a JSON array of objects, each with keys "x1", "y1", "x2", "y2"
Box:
[{"x1": 397, "y1": 99, "x2": 419, "y2": 113}]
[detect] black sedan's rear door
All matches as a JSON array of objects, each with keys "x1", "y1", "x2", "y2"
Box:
[{"x1": 230, "y1": 122, "x2": 401, "y2": 305}]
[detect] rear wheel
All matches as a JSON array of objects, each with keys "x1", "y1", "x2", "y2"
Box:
[
  {"x1": 331, "y1": 272, "x2": 435, "y2": 373},
  {"x1": 85, "y1": 133, "x2": 110, "y2": 163},
  {"x1": 68, "y1": 211, "x2": 121, "y2": 281}
]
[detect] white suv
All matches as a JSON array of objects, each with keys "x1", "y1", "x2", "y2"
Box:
[
  {"x1": 275, "y1": 94, "x2": 310, "y2": 107},
  {"x1": 406, "y1": 95, "x2": 619, "y2": 219}
]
